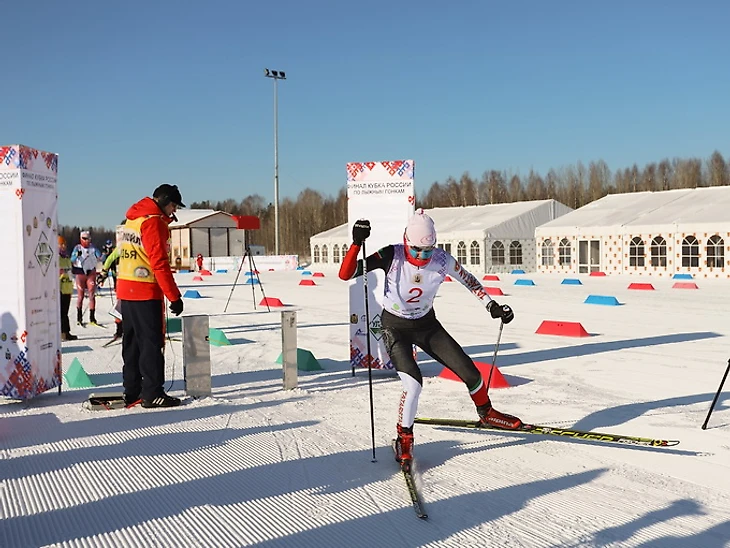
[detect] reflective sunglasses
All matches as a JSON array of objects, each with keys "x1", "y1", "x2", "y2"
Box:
[{"x1": 408, "y1": 245, "x2": 435, "y2": 259}]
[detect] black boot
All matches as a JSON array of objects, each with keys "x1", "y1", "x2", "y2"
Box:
[
  {"x1": 77, "y1": 308, "x2": 83, "y2": 325},
  {"x1": 89, "y1": 310, "x2": 97, "y2": 325}
]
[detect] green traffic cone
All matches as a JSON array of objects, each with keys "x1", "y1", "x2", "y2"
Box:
[{"x1": 64, "y1": 358, "x2": 95, "y2": 388}]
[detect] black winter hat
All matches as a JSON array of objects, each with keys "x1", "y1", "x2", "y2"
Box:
[{"x1": 153, "y1": 184, "x2": 186, "y2": 208}]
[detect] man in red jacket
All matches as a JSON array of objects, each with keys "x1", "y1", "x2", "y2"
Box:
[{"x1": 117, "y1": 184, "x2": 185, "y2": 408}]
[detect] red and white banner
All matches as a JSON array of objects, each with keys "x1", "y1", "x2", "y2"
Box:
[
  {"x1": 346, "y1": 160, "x2": 415, "y2": 369},
  {"x1": 0, "y1": 145, "x2": 61, "y2": 399}
]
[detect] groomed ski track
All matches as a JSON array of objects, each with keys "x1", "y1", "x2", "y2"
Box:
[{"x1": 2, "y1": 270, "x2": 730, "y2": 547}]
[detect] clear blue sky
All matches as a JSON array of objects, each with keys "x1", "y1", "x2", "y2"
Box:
[{"x1": 4, "y1": 0, "x2": 729, "y2": 228}]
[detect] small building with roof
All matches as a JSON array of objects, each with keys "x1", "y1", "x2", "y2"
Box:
[
  {"x1": 535, "y1": 186, "x2": 730, "y2": 278},
  {"x1": 169, "y1": 209, "x2": 246, "y2": 269},
  {"x1": 309, "y1": 199, "x2": 573, "y2": 273}
]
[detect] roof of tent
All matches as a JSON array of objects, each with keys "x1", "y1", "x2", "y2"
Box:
[
  {"x1": 536, "y1": 187, "x2": 730, "y2": 236},
  {"x1": 311, "y1": 199, "x2": 573, "y2": 243},
  {"x1": 169, "y1": 209, "x2": 235, "y2": 228}
]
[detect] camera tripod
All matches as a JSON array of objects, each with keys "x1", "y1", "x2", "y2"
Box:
[{"x1": 224, "y1": 234, "x2": 270, "y2": 313}]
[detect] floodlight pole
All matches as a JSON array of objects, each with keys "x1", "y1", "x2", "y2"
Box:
[{"x1": 264, "y1": 68, "x2": 286, "y2": 256}]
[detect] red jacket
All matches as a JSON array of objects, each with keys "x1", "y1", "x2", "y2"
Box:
[{"x1": 117, "y1": 197, "x2": 181, "y2": 302}]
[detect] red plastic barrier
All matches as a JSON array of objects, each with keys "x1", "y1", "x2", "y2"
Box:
[
  {"x1": 199, "y1": 269, "x2": 212, "y2": 276},
  {"x1": 260, "y1": 297, "x2": 285, "y2": 306},
  {"x1": 589, "y1": 271, "x2": 607, "y2": 277},
  {"x1": 628, "y1": 282, "x2": 655, "y2": 290},
  {"x1": 672, "y1": 282, "x2": 699, "y2": 289},
  {"x1": 483, "y1": 275, "x2": 500, "y2": 281},
  {"x1": 444, "y1": 276, "x2": 453, "y2": 282},
  {"x1": 313, "y1": 272, "x2": 325, "y2": 277},
  {"x1": 299, "y1": 279, "x2": 316, "y2": 286},
  {"x1": 439, "y1": 360, "x2": 511, "y2": 388},
  {"x1": 485, "y1": 287, "x2": 504, "y2": 296},
  {"x1": 536, "y1": 320, "x2": 590, "y2": 337},
  {"x1": 192, "y1": 276, "x2": 203, "y2": 282}
]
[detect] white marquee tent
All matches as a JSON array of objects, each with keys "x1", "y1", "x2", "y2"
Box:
[
  {"x1": 535, "y1": 186, "x2": 730, "y2": 278},
  {"x1": 310, "y1": 199, "x2": 573, "y2": 274}
]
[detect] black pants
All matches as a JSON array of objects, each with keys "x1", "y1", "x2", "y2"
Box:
[
  {"x1": 121, "y1": 299, "x2": 166, "y2": 400},
  {"x1": 60, "y1": 293, "x2": 71, "y2": 334},
  {"x1": 381, "y1": 309, "x2": 481, "y2": 390}
]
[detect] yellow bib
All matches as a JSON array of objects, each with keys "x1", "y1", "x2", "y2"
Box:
[{"x1": 117, "y1": 215, "x2": 165, "y2": 284}]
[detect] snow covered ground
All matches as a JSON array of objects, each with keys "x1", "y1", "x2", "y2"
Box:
[{"x1": 2, "y1": 268, "x2": 730, "y2": 547}]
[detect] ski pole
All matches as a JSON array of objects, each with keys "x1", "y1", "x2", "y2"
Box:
[
  {"x1": 485, "y1": 320, "x2": 504, "y2": 395},
  {"x1": 702, "y1": 358, "x2": 730, "y2": 430},
  {"x1": 361, "y1": 239, "x2": 377, "y2": 462}
]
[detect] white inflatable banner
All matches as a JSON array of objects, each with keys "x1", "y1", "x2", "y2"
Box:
[
  {"x1": 0, "y1": 145, "x2": 61, "y2": 399},
  {"x1": 346, "y1": 160, "x2": 415, "y2": 369}
]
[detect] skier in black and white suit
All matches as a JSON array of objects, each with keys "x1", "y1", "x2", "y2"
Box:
[{"x1": 339, "y1": 209, "x2": 520, "y2": 468}]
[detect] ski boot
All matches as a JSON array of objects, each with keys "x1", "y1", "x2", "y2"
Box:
[
  {"x1": 477, "y1": 402, "x2": 523, "y2": 430},
  {"x1": 77, "y1": 308, "x2": 84, "y2": 327},
  {"x1": 89, "y1": 310, "x2": 101, "y2": 327},
  {"x1": 394, "y1": 424, "x2": 414, "y2": 471}
]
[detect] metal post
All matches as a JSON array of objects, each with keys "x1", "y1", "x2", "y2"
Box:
[
  {"x1": 273, "y1": 76, "x2": 279, "y2": 256},
  {"x1": 281, "y1": 310, "x2": 297, "y2": 390},
  {"x1": 264, "y1": 68, "x2": 286, "y2": 256},
  {"x1": 182, "y1": 315, "x2": 212, "y2": 398}
]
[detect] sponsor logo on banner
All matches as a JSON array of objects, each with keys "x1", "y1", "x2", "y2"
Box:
[
  {"x1": 368, "y1": 313, "x2": 383, "y2": 341},
  {"x1": 34, "y1": 232, "x2": 53, "y2": 276}
]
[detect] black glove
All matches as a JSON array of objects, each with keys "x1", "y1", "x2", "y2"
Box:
[
  {"x1": 95, "y1": 271, "x2": 108, "y2": 286},
  {"x1": 488, "y1": 300, "x2": 514, "y2": 324},
  {"x1": 352, "y1": 219, "x2": 371, "y2": 246},
  {"x1": 169, "y1": 299, "x2": 184, "y2": 316}
]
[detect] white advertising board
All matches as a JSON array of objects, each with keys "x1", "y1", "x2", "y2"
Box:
[
  {"x1": 0, "y1": 145, "x2": 61, "y2": 399},
  {"x1": 346, "y1": 160, "x2": 415, "y2": 369}
]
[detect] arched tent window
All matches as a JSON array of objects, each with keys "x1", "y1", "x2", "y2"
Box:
[
  {"x1": 321, "y1": 245, "x2": 329, "y2": 264},
  {"x1": 558, "y1": 238, "x2": 571, "y2": 266},
  {"x1": 342, "y1": 244, "x2": 348, "y2": 257},
  {"x1": 707, "y1": 235, "x2": 724, "y2": 268},
  {"x1": 629, "y1": 237, "x2": 645, "y2": 267},
  {"x1": 491, "y1": 241, "x2": 505, "y2": 265},
  {"x1": 509, "y1": 241, "x2": 522, "y2": 265},
  {"x1": 457, "y1": 241, "x2": 467, "y2": 263},
  {"x1": 682, "y1": 236, "x2": 699, "y2": 267},
  {"x1": 650, "y1": 237, "x2": 667, "y2": 267},
  {"x1": 470, "y1": 241, "x2": 481, "y2": 265},
  {"x1": 333, "y1": 244, "x2": 340, "y2": 264},
  {"x1": 541, "y1": 239, "x2": 554, "y2": 266},
  {"x1": 313, "y1": 245, "x2": 320, "y2": 263}
]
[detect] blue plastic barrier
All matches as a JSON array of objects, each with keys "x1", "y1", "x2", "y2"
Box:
[
  {"x1": 511, "y1": 269, "x2": 526, "y2": 274},
  {"x1": 514, "y1": 279, "x2": 535, "y2": 286},
  {"x1": 561, "y1": 278, "x2": 582, "y2": 285},
  {"x1": 584, "y1": 294, "x2": 620, "y2": 306},
  {"x1": 183, "y1": 289, "x2": 202, "y2": 299},
  {"x1": 672, "y1": 273, "x2": 693, "y2": 280}
]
